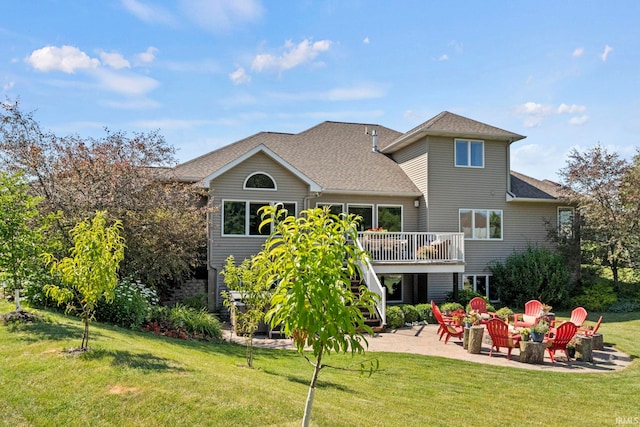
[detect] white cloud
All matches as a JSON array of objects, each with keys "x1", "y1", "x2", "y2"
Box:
[
  {"x1": 251, "y1": 38, "x2": 332, "y2": 73},
  {"x1": 94, "y1": 68, "x2": 159, "y2": 96},
  {"x1": 557, "y1": 103, "x2": 587, "y2": 114},
  {"x1": 99, "y1": 51, "x2": 130, "y2": 69},
  {"x1": 2, "y1": 80, "x2": 14, "y2": 91},
  {"x1": 510, "y1": 143, "x2": 564, "y2": 180},
  {"x1": 26, "y1": 45, "x2": 100, "y2": 73},
  {"x1": 101, "y1": 98, "x2": 161, "y2": 110},
  {"x1": 572, "y1": 47, "x2": 584, "y2": 57},
  {"x1": 120, "y1": 0, "x2": 176, "y2": 25},
  {"x1": 266, "y1": 83, "x2": 386, "y2": 102},
  {"x1": 568, "y1": 115, "x2": 589, "y2": 125},
  {"x1": 135, "y1": 47, "x2": 159, "y2": 64},
  {"x1": 515, "y1": 102, "x2": 588, "y2": 127},
  {"x1": 601, "y1": 44, "x2": 613, "y2": 61},
  {"x1": 179, "y1": 0, "x2": 263, "y2": 32},
  {"x1": 437, "y1": 54, "x2": 449, "y2": 61},
  {"x1": 229, "y1": 67, "x2": 251, "y2": 85},
  {"x1": 363, "y1": 37, "x2": 370, "y2": 44}
]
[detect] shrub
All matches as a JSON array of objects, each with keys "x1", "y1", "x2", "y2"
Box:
[
  {"x1": 415, "y1": 303, "x2": 433, "y2": 323},
  {"x1": 440, "y1": 302, "x2": 463, "y2": 312},
  {"x1": 489, "y1": 245, "x2": 572, "y2": 308},
  {"x1": 608, "y1": 299, "x2": 640, "y2": 313},
  {"x1": 385, "y1": 305, "x2": 404, "y2": 329},
  {"x1": 94, "y1": 279, "x2": 159, "y2": 329},
  {"x1": 169, "y1": 304, "x2": 222, "y2": 340},
  {"x1": 181, "y1": 292, "x2": 208, "y2": 311},
  {"x1": 495, "y1": 307, "x2": 513, "y2": 321},
  {"x1": 447, "y1": 288, "x2": 483, "y2": 307},
  {"x1": 571, "y1": 281, "x2": 618, "y2": 312},
  {"x1": 401, "y1": 304, "x2": 420, "y2": 324}
]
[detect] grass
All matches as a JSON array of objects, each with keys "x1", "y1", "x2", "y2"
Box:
[{"x1": 1, "y1": 301, "x2": 639, "y2": 427}]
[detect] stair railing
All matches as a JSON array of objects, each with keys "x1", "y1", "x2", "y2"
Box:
[{"x1": 354, "y1": 238, "x2": 386, "y2": 327}]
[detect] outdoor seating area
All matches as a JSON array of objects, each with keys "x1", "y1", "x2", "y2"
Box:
[{"x1": 431, "y1": 299, "x2": 607, "y2": 366}]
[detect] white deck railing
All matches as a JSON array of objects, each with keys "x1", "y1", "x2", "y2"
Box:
[{"x1": 357, "y1": 232, "x2": 465, "y2": 264}]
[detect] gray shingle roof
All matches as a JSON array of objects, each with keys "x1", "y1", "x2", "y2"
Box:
[
  {"x1": 510, "y1": 171, "x2": 570, "y2": 200},
  {"x1": 174, "y1": 121, "x2": 422, "y2": 195},
  {"x1": 381, "y1": 111, "x2": 525, "y2": 152}
]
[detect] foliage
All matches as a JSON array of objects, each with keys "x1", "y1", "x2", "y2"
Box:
[
  {"x1": 447, "y1": 288, "x2": 483, "y2": 307},
  {"x1": 168, "y1": 304, "x2": 222, "y2": 340},
  {"x1": 530, "y1": 320, "x2": 549, "y2": 335},
  {"x1": 608, "y1": 299, "x2": 640, "y2": 313},
  {"x1": 385, "y1": 306, "x2": 404, "y2": 329},
  {"x1": 0, "y1": 100, "x2": 209, "y2": 295},
  {"x1": 440, "y1": 302, "x2": 463, "y2": 312},
  {"x1": 415, "y1": 303, "x2": 433, "y2": 323},
  {"x1": 489, "y1": 245, "x2": 572, "y2": 308},
  {"x1": 44, "y1": 211, "x2": 125, "y2": 350},
  {"x1": 495, "y1": 307, "x2": 513, "y2": 322},
  {"x1": 571, "y1": 281, "x2": 618, "y2": 312},
  {"x1": 400, "y1": 304, "x2": 420, "y2": 324},
  {"x1": 0, "y1": 171, "x2": 59, "y2": 310},
  {"x1": 255, "y1": 205, "x2": 379, "y2": 426},
  {"x1": 180, "y1": 292, "x2": 208, "y2": 311},
  {"x1": 221, "y1": 255, "x2": 272, "y2": 367},
  {"x1": 559, "y1": 145, "x2": 640, "y2": 288},
  {"x1": 94, "y1": 278, "x2": 159, "y2": 329}
]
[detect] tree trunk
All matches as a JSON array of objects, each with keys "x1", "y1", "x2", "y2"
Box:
[
  {"x1": 302, "y1": 347, "x2": 324, "y2": 427},
  {"x1": 81, "y1": 308, "x2": 90, "y2": 350},
  {"x1": 14, "y1": 289, "x2": 21, "y2": 312},
  {"x1": 467, "y1": 325, "x2": 484, "y2": 354}
]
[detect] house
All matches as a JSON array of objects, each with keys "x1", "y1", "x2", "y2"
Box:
[{"x1": 173, "y1": 111, "x2": 573, "y2": 318}]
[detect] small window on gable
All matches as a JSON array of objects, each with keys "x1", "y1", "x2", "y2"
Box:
[
  {"x1": 244, "y1": 172, "x2": 276, "y2": 190},
  {"x1": 455, "y1": 139, "x2": 484, "y2": 168}
]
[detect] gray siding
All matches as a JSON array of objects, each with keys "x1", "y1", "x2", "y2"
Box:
[
  {"x1": 209, "y1": 151, "x2": 311, "y2": 305},
  {"x1": 392, "y1": 142, "x2": 428, "y2": 231}
]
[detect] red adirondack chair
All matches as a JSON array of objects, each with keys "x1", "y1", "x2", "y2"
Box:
[
  {"x1": 513, "y1": 300, "x2": 543, "y2": 328},
  {"x1": 546, "y1": 321, "x2": 578, "y2": 363},
  {"x1": 469, "y1": 297, "x2": 497, "y2": 322},
  {"x1": 552, "y1": 307, "x2": 588, "y2": 330},
  {"x1": 578, "y1": 315, "x2": 603, "y2": 337},
  {"x1": 431, "y1": 301, "x2": 463, "y2": 344},
  {"x1": 485, "y1": 318, "x2": 521, "y2": 360}
]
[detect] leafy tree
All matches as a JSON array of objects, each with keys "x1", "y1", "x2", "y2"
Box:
[
  {"x1": 559, "y1": 145, "x2": 638, "y2": 288},
  {"x1": 489, "y1": 245, "x2": 571, "y2": 309},
  {"x1": 45, "y1": 211, "x2": 125, "y2": 350},
  {"x1": 621, "y1": 150, "x2": 640, "y2": 268},
  {"x1": 0, "y1": 171, "x2": 57, "y2": 310},
  {"x1": 221, "y1": 255, "x2": 271, "y2": 368},
  {"x1": 254, "y1": 206, "x2": 378, "y2": 427},
  {"x1": 0, "y1": 100, "x2": 208, "y2": 294}
]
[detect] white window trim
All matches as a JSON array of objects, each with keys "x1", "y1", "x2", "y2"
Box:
[
  {"x1": 221, "y1": 199, "x2": 297, "y2": 237},
  {"x1": 557, "y1": 206, "x2": 575, "y2": 238},
  {"x1": 454, "y1": 139, "x2": 485, "y2": 168},
  {"x1": 459, "y1": 208, "x2": 503, "y2": 241},
  {"x1": 464, "y1": 274, "x2": 497, "y2": 301},
  {"x1": 243, "y1": 171, "x2": 277, "y2": 191}
]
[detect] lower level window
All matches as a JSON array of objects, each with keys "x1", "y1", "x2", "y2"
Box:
[
  {"x1": 379, "y1": 274, "x2": 402, "y2": 302},
  {"x1": 463, "y1": 274, "x2": 497, "y2": 301}
]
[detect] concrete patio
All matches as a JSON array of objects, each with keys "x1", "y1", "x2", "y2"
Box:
[{"x1": 223, "y1": 323, "x2": 633, "y2": 373}]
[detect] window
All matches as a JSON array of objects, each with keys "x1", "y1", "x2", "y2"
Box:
[
  {"x1": 379, "y1": 274, "x2": 402, "y2": 302},
  {"x1": 558, "y1": 207, "x2": 575, "y2": 239},
  {"x1": 348, "y1": 204, "x2": 373, "y2": 231},
  {"x1": 317, "y1": 203, "x2": 344, "y2": 217},
  {"x1": 244, "y1": 172, "x2": 276, "y2": 190},
  {"x1": 455, "y1": 139, "x2": 484, "y2": 167},
  {"x1": 464, "y1": 274, "x2": 497, "y2": 301},
  {"x1": 223, "y1": 200, "x2": 296, "y2": 236},
  {"x1": 459, "y1": 209, "x2": 502, "y2": 240},
  {"x1": 377, "y1": 205, "x2": 402, "y2": 232}
]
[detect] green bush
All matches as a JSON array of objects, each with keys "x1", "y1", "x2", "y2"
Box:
[
  {"x1": 401, "y1": 304, "x2": 420, "y2": 324},
  {"x1": 440, "y1": 302, "x2": 463, "y2": 312},
  {"x1": 571, "y1": 281, "x2": 618, "y2": 312},
  {"x1": 181, "y1": 292, "x2": 208, "y2": 311},
  {"x1": 447, "y1": 288, "x2": 483, "y2": 307},
  {"x1": 608, "y1": 299, "x2": 640, "y2": 313},
  {"x1": 490, "y1": 245, "x2": 572, "y2": 308},
  {"x1": 169, "y1": 304, "x2": 222, "y2": 340},
  {"x1": 385, "y1": 305, "x2": 404, "y2": 329},
  {"x1": 495, "y1": 307, "x2": 513, "y2": 321},
  {"x1": 94, "y1": 279, "x2": 159, "y2": 329},
  {"x1": 415, "y1": 303, "x2": 433, "y2": 323}
]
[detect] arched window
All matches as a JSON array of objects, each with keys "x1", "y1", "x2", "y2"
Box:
[{"x1": 244, "y1": 172, "x2": 276, "y2": 190}]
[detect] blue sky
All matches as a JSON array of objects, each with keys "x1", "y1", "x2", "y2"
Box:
[{"x1": 1, "y1": 1, "x2": 639, "y2": 180}]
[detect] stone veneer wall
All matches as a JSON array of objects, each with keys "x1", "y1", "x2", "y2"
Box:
[{"x1": 162, "y1": 279, "x2": 207, "y2": 308}]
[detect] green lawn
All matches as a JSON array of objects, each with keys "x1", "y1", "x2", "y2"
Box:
[{"x1": 1, "y1": 300, "x2": 639, "y2": 427}]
